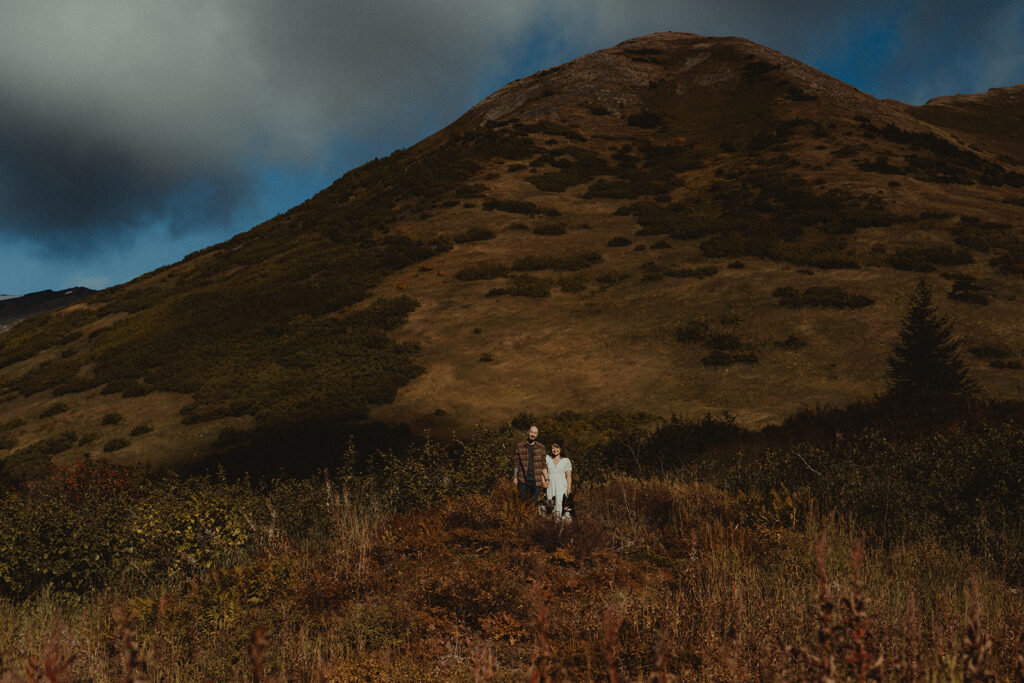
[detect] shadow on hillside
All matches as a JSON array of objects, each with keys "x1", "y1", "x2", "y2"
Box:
[{"x1": 181, "y1": 418, "x2": 415, "y2": 479}]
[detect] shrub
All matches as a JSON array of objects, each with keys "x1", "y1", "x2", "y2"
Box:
[
  {"x1": 486, "y1": 275, "x2": 551, "y2": 298},
  {"x1": 701, "y1": 351, "x2": 758, "y2": 366},
  {"x1": 665, "y1": 266, "x2": 718, "y2": 279},
  {"x1": 0, "y1": 451, "x2": 52, "y2": 486},
  {"x1": 948, "y1": 279, "x2": 989, "y2": 305},
  {"x1": 532, "y1": 224, "x2": 565, "y2": 237},
  {"x1": 100, "y1": 378, "x2": 149, "y2": 397},
  {"x1": 453, "y1": 183, "x2": 486, "y2": 198},
  {"x1": 607, "y1": 236, "x2": 632, "y2": 247},
  {"x1": 482, "y1": 199, "x2": 560, "y2": 216},
  {"x1": 773, "y1": 286, "x2": 874, "y2": 309},
  {"x1": 705, "y1": 334, "x2": 742, "y2": 351},
  {"x1": 774, "y1": 335, "x2": 807, "y2": 350},
  {"x1": 478, "y1": 353, "x2": 495, "y2": 363},
  {"x1": 532, "y1": 223, "x2": 567, "y2": 236},
  {"x1": 675, "y1": 320, "x2": 710, "y2": 343},
  {"x1": 452, "y1": 227, "x2": 496, "y2": 244},
  {"x1": 627, "y1": 111, "x2": 663, "y2": 128},
  {"x1": 557, "y1": 273, "x2": 589, "y2": 293},
  {"x1": 129, "y1": 424, "x2": 154, "y2": 437},
  {"x1": 40, "y1": 403, "x2": 69, "y2": 418},
  {"x1": 651, "y1": 240, "x2": 672, "y2": 250},
  {"x1": 595, "y1": 271, "x2": 629, "y2": 286},
  {"x1": 952, "y1": 223, "x2": 1019, "y2": 252},
  {"x1": 455, "y1": 262, "x2": 510, "y2": 281},
  {"x1": 969, "y1": 345, "x2": 1010, "y2": 359},
  {"x1": 103, "y1": 438, "x2": 131, "y2": 452},
  {"x1": 887, "y1": 245, "x2": 973, "y2": 272},
  {"x1": 101, "y1": 412, "x2": 124, "y2": 426},
  {"x1": 990, "y1": 359, "x2": 1022, "y2": 370},
  {"x1": 512, "y1": 252, "x2": 601, "y2": 272}
]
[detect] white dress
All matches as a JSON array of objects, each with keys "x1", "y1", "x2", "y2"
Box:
[{"x1": 545, "y1": 456, "x2": 572, "y2": 516}]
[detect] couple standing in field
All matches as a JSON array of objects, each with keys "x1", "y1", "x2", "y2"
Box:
[{"x1": 512, "y1": 424, "x2": 573, "y2": 517}]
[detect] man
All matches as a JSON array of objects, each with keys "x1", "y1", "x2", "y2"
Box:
[{"x1": 512, "y1": 424, "x2": 548, "y2": 505}]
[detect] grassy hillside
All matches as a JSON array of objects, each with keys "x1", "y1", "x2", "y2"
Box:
[{"x1": 1, "y1": 32, "x2": 1023, "y2": 470}]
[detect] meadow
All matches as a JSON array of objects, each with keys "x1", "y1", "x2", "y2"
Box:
[{"x1": 1, "y1": 403, "x2": 1023, "y2": 681}]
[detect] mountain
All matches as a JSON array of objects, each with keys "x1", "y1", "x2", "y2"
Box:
[
  {"x1": 0, "y1": 288, "x2": 97, "y2": 334},
  {"x1": 1, "y1": 32, "x2": 1022, "y2": 472}
]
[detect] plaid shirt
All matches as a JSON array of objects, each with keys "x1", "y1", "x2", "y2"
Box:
[{"x1": 513, "y1": 440, "x2": 547, "y2": 484}]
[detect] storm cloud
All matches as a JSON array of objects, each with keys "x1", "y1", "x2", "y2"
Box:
[{"x1": 0, "y1": 0, "x2": 1021, "y2": 273}]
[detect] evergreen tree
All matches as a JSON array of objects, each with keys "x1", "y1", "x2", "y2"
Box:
[{"x1": 886, "y1": 280, "x2": 976, "y2": 401}]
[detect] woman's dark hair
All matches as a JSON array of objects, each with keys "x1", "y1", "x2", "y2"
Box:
[{"x1": 550, "y1": 440, "x2": 565, "y2": 454}]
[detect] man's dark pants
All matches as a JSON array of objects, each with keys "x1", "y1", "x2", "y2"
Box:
[{"x1": 517, "y1": 481, "x2": 541, "y2": 505}]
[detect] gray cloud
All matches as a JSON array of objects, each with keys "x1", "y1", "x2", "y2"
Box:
[{"x1": 0, "y1": 0, "x2": 1020, "y2": 251}]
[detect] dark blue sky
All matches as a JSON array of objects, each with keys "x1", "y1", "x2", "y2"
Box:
[{"x1": 1, "y1": 1, "x2": 1022, "y2": 295}]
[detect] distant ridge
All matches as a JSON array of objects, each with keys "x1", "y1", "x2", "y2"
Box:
[{"x1": 0, "y1": 288, "x2": 97, "y2": 332}]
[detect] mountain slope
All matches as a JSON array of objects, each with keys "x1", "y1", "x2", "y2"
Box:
[
  {"x1": 1, "y1": 32, "x2": 1023, "y2": 470},
  {"x1": 0, "y1": 288, "x2": 96, "y2": 333}
]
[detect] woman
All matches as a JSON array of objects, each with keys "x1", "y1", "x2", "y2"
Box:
[{"x1": 545, "y1": 441, "x2": 573, "y2": 518}]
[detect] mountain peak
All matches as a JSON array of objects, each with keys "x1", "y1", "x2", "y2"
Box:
[{"x1": 1, "y1": 34, "x2": 1023, "y2": 468}]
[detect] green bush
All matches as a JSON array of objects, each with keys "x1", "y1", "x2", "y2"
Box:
[
  {"x1": 627, "y1": 111, "x2": 663, "y2": 128},
  {"x1": 675, "y1": 320, "x2": 710, "y2": 343},
  {"x1": 773, "y1": 286, "x2": 874, "y2": 309},
  {"x1": 557, "y1": 273, "x2": 589, "y2": 293},
  {"x1": 482, "y1": 199, "x2": 560, "y2": 216},
  {"x1": 512, "y1": 252, "x2": 601, "y2": 272},
  {"x1": 728, "y1": 422, "x2": 1024, "y2": 579},
  {"x1": 40, "y1": 403, "x2": 69, "y2": 418},
  {"x1": 774, "y1": 335, "x2": 807, "y2": 350},
  {"x1": 705, "y1": 334, "x2": 742, "y2": 351},
  {"x1": 486, "y1": 275, "x2": 551, "y2": 298},
  {"x1": 452, "y1": 227, "x2": 496, "y2": 244},
  {"x1": 455, "y1": 262, "x2": 510, "y2": 281},
  {"x1": 887, "y1": 245, "x2": 973, "y2": 272},
  {"x1": 532, "y1": 223, "x2": 567, "y2": 236},
  {"x1": 103, "y1": 438, "x2": 131, "y2": 452},
  {"x1": 666, "y1": 266, "x2": 718, "y2": 279},
  {"x1": 0, "y1": 432, "x2": 77, "y2": 486},
  {"x1": 968, "y1": 345, "x2": 1010, "y2": 359},
  {"x1": 701, "y1": 351, "x2": 758, "y2": 366},
  {"x1": 0, "y1": 462, "x2": 328, "y2": 597},
  {"x1": 948, "y1": 279, "x2": 989, "y2": 305},
  {"x1": 595, "y1": 271, "x2": 630, "y2": 286},
  {"x1": 100, "y1": 378, "x2": 149, "y2": 397}
]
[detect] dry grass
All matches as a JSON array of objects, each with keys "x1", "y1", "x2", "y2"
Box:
[{"x1": 0, "y1": 475, "x2": 1021, "y2": 681}]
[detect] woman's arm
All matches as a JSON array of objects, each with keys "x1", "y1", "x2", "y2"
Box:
[{"x1": 566, "y1": 470, "x2": 572, "y2": 495}]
